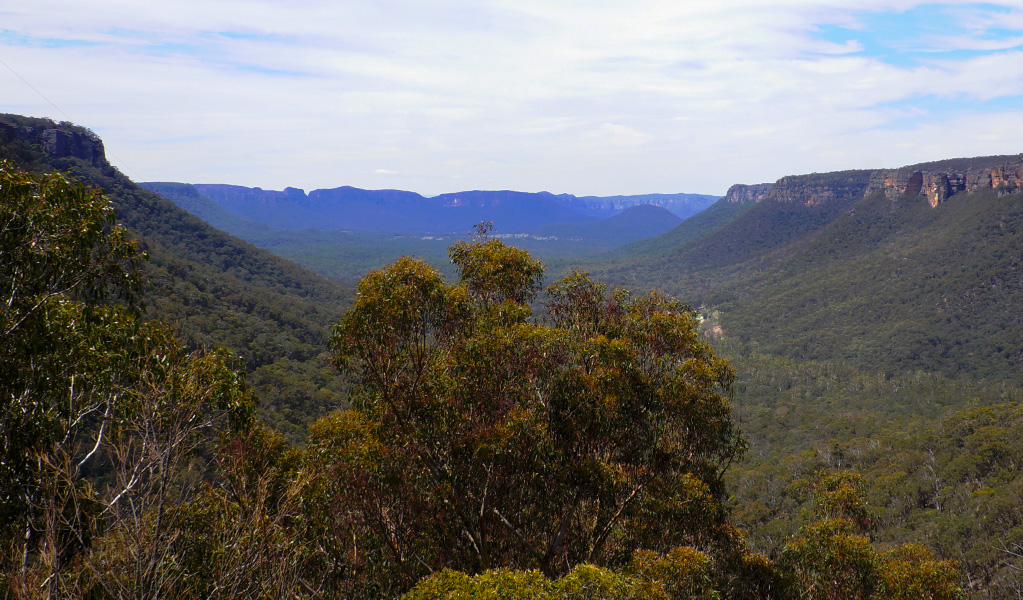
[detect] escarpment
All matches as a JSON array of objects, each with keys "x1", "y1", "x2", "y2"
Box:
[
  {"x1": 726, "y1": 153, "x2": 1022, "y2": 210},
  {"x1": 724, "y1": 183, "x2": 773, "y2": 203},
  {"x1": 865, "y1": 155, "x2": 1023, "y2": 207},
  {"x1": 0, "y1": 115, "x2": 106, "y2": 166},
  {"x1": 766, "y1": 170, "x2": 874, "y2": 206}
]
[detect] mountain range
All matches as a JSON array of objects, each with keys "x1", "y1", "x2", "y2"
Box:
[
  {"x1": 162, "y1": 182, "x2": 717, "y2": 234},
  {"x1": 139, "y1": 181, "x2": 697, "y2": 284}
]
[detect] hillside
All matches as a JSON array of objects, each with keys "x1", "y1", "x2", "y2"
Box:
[
  {"x1": 592, "y1": 157, "x2": 1023, "y2": 379},
  {"x1": 579, "y1": 154, "x2": 1023, "y2": 597},
  {"x1": 0, "y1": 114, "x2": 352, "y2": 438},
  {"x1": 606, "y1": 186, "x2": 763, "y2": 259},
  {"x1": 183, "y1": 183, "x2": 719, "y2": 235}
]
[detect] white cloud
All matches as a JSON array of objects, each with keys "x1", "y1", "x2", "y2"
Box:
[{"x1": 1, "y1": 1, "x2": 1021, "y2": 195}]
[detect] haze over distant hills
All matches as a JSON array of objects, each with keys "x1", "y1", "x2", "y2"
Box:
[
  {"x1": 163, "y1": 182, "x2": 719, "y2": 234},
  {"x1": 141, "y1": 181, "x2": 709, "y2": 284}
]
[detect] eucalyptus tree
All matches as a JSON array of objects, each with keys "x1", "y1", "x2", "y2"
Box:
[
  {"x1": 311, "y1": 225, "x2": 746, "y2": 594},
  {"x1": 0, "y1": 163, "x2": 254, "y2": 598}
]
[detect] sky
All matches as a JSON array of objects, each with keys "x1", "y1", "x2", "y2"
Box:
[{"x1": 2, "y1": 1, "x2": 1022, "y2": 197}]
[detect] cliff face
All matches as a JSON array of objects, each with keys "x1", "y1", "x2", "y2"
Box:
[
  {"x1": 864, "y1": 155, "x2": 1023, "y2": 207},
  {"x1": 724, "y1": 183, "x2": 773, "y2": 203},
  {"x1": 0, "y1": 116, "x2": 106, "y2": 167},
  {"x1": 723, "y1": 173, "x2": 873, "y2": 207},
  {"x1": 726, "y1": 154, "x2": 1022, "y2": 210},
  {"x1": 765, "y1": 171, "x2": 874, "y2": 206},
  {"x1": 194, "y1": 184, "x2": 307, "y2": 206},
  {"x1": 41, "y1": 128, "x2": 105, "y2": 166},
  {"x1": 569, "y1": 193, "x2": 720, "y2": 218}
]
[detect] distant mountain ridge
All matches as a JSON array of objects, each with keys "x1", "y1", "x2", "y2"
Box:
[{"x1": 184, "y1": 183, "x2": 719, "y2": 234}]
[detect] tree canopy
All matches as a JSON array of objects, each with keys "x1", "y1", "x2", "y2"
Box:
[
  {"x1": 314, "y1": 226, "x2": 746, "y2": 592},
  {"x1": 0, "y1": 163, "x2": 256, "y2": 598}
]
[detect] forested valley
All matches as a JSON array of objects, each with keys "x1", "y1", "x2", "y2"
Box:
[{"x1": 2, "y1": 114, "x2": 1020, "y2": 599}]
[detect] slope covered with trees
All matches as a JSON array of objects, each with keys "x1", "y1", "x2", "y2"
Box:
[
  {"x1": 0, "y1": 114, "x2": 352, "y2": 437},
  {"x1": 577, "y1": 159, "x2": 1023, "y2": 598},
  {"x1": 591, "y1": 168, "x2": 1023, "y2": 380},
  {"x1": 2, "y1": 158, "x2": 966, "y2": 599}
]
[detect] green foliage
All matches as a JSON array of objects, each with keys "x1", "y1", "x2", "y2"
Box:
[
  {"x1": 402, "y1": 547, "x2": 730, "y2": 600},
  {"x1": 727, "y1": 382, "x2": 1023, "y2": 598},
  {"x1": 877, "y1": 544, "x2": 966, "y2": 600},
  {"x1": 0, "y1": 115, "x2": 352, "y2": 439},
  {"x1": 144, "y1": 426, "x2": 320, "y2": 599},
  {"x1": 0, "y1": 162, "x2": 266, "y2": 599},
  {"x1": 627, "y1": 547, "x2": 719, "y2": 600},
  {"x1": 449, "y1": 222, "x2": 545, "y2": 308},
  {"x1": 403, "y1": 569, "x2": 554, "y2": 600},
  {"x1": 580, "y1": 181, "x2": 1023, "y2": 597},
  {"x1": 311, "y1": 233, "x2": 744, "y2": 595},
  {"x1": 595, "y1": 187, "x2": 1023, "y2": 380},
  {"x1": 0, "y1": 161, "x2": 144, "y2": 533},
  {"x1": 778, "y1": 476, "x2": 964, "y2": 600},
  {"x1": 805, "y1": 472, "x2": 873, "y2": 531},
  {"x1": 607, "y1": 195, "x2": 757, "y2": 261},
  {"x1": 780, "y1": 518, "x2": 878, "y2": 600}
]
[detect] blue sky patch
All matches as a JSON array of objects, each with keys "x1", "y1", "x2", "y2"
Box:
[
  {"x1": 0, "y1": 29, "x2": 97, "y2": 49},
  {"x1": 226, "y1": 63, "x2": 308, "y2": 77},
  {"x1": 811, "y1": 3, "x2": 1023, "y2": 67},
  {"x1": 873, "y1": 92, "x2": 1023, "y2": 130}
]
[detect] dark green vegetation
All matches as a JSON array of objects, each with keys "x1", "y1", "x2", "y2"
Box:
[
  {"x1": 1, "y1": 163, "x2": 257, "y2": 597},
  {"x1": 530, "y1": 204, "x2": 682, "y2": 248},
  {"x1": 579, "y1": 161, "x2": 1023, "y2": 598},
  {"x1": 3, "y1": 112, "x2": 1017, "y2": 598},
  {"x1": 1, "y1": 174, "x2": 961, "y2": 598},
  {"x1": 0, "y1": 115, "x2": 351, "y2": 438},
  {"x1": 592, "y1": 166, "x2": 1023, "y2": 377},
  {"x1": 607, "y1": 193, "x2": 758, "y2": 260},
  {"x1": 320, "y1": 230, "x2": 747, "y2": 589}
]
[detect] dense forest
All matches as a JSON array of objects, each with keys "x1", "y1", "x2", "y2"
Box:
[
  {"x1": 2, "y1": 114, "x2": 1021, "y2": 598},
  {"x1": 0, "y1": 115, "x2": 351, "y2": 439}
]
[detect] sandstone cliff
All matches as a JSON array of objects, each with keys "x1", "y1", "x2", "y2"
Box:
[
  {"x1": 725, "y1": 154, "x2": 1022, "y2": 210},
  {"x1": 724, "y1": 183, "x2": 773, "y2": 203},
  {"x1": 864, "y1": 155, "x2": 1023, "y2": 207},
  {"x1": 764, "y1": 171, "x2": 874, "y2": 206}
]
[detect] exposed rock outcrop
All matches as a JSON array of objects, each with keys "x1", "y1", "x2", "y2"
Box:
[
  {"x1": 41, "y1": 128, "x2": 105, "y2": 166},
  {"x1": 724, "y1": 183, "x2": 773, "y2": 203},
  {"x1": 864, "y1": 155, "x2": 1023, "y2": 207},
  {"x1": 765, "y1": 171, "x2": 874, "y2": 206},
  {"x1": 0, "y1": 116, "x2": 106, "y2": 166}
]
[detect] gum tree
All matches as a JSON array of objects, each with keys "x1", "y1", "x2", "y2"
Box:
[
  {"x1": 0, "y1": 163, "x2": 254, "y2": 598},
  {"x1": 312, "y1": 226, "x2": 745, "y2": 592}
]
